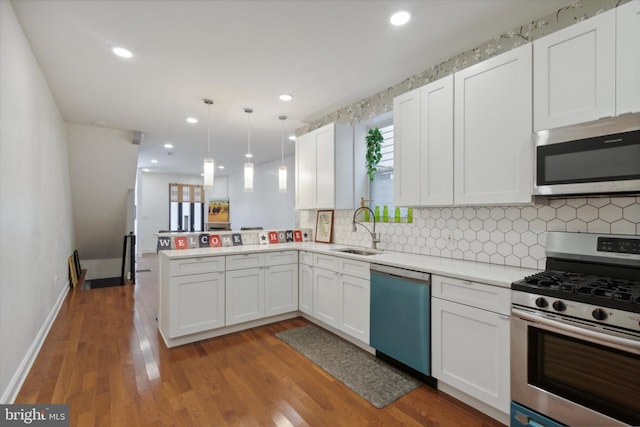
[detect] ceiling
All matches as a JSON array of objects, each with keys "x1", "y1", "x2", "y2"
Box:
[{"x1": 12, "y1": 0, "x2": 572, "y2": 177}]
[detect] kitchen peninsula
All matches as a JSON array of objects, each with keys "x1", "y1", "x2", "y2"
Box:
[{"x1": 158, "y1": 237, "x2": 538, "y2": 346}]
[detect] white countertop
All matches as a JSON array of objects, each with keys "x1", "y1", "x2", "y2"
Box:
[{"x1": 159, "y1": 242, "x2": 539, "y2": 288}]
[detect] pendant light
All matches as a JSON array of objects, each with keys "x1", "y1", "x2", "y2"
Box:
[
  {"x1": 203, "y1": 99, "x2": 215, "y2": 188},
  {"x1": 278, "y1": 115, "x2": 287, "y2": 192},
  {"x1": 243, "y1": 108, "x2": 254, "y2": 192}
]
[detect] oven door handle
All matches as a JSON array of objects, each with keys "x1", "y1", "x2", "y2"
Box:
[{"x1": 512, "y1": 308, "x2": 640, "y2": 352}]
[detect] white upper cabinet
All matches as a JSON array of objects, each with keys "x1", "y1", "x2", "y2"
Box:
[
  {"x1": 454, "y1": 44, "x2": 533, "y2": 205},
  {"x1": 295, "y1": 122, "x2": 354, "y2": 210},
  {"x1": 533, "y1": 9, "x2": 616, "y2": 130},
  {"x1": 420, "y1": 76, "x2": 454, "y2": 206},
  {"x1": 295, "y1": 131, "x2": 316, "y2": 209},
  {"x1": 393, "y1": 75, "x2": 454, "y2": 207},
  {"x1": 617, "y1": 0, "x2": 640, "y2": 116},
  {"x1": 393, "y1": 87, "x2": 422, "y2": 206}
]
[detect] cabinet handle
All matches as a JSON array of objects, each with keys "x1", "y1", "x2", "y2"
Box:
[{"x1": 499, "y1": 315, "x2": 510, "y2": 321}]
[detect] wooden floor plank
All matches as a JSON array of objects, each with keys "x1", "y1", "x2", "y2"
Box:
[{"x1": 15, "y1": 253, "x2": 506, "y2": 426}]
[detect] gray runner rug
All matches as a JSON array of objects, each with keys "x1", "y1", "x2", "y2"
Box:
[{"x1": 275, "y1": 324, "x2": 421, "y2": 408}]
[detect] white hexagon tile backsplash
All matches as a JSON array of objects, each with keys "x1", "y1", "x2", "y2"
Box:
[{"x1": 298, "y1": 196, "x2": 640, "y2": 270}]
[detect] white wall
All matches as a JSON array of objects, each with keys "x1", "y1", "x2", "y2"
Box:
[
  {"x1": 137, "y1": 172, "x2": 228, "y2": 253},
  {"x1": 137, "y1": 156, "x2": 296, "y2": 253},
  {"x1": 66, "y1": 123, "x2": 139, "y2": 279},
  {"x1": 0, "y1": 0, "x2": 74, "y2": 403},
  {"x1": 228, "y1": 155, "x2": 296, "y2": 230}
]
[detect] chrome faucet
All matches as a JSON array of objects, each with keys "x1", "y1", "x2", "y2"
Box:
[{"x1": 352, "y1": 206, "x2": 380, "y2": 249}]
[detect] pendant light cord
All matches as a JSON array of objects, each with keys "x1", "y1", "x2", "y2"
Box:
[
  {"x1": 204, "y1": 98, "x2": 213, "y2": 157},
  {"x1": 244, "y1": 108, "x2": 253, "y2": 157},
  {"x1": 279, "y1": 115, "x2": 286, "y2": 165}
]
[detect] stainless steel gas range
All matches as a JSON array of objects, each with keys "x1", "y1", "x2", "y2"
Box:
[{"x1": 510, "y1": 232, "x2": 640, "y2": 427}]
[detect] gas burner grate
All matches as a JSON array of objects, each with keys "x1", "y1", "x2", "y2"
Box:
[{"x1": 518, "y1": 270, "x2": 640, "y2": 305}]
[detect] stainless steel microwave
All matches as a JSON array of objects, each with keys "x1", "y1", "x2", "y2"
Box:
[{"x1": 533, "y1": 113, "x2": 640, "y2": 196}]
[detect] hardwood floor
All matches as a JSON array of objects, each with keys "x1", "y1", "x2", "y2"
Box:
[{"x1": 16, "y1": 254, "x2": 505, "y2": 426}]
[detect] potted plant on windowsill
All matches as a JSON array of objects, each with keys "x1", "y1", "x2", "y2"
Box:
[{"x1": 365, "y1": 127, "x2": 383, "y2": 182}]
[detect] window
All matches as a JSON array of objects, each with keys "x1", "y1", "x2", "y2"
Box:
[
  {"x1": 370, "y1": 122, "x2": 395, "y2": 214},
  {"x1": 168, "y1": 183, "x2": 205, "y2": 232},
  {"x1": 368, "y1": 122, "x2": 411, "y2": 222}
]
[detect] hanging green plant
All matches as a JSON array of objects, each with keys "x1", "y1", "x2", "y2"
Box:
[{"x1": 365, "y1": 127, "x2": 383, "y2": 182}]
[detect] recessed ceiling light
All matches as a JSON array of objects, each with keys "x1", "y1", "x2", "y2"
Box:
[
  {"x1": 279, "y1": 94, "x2": 293, "y2": 101},
  {"x1": 218, "y1": 165, "x2": 225, "y2": 169},
  {"x1": 151, "y1": 159, "x2": 158, "y2": 164},
  {"x1": 390, "y1": 11, "x2": 411, "y2": 26},
  {"x1": 112, "y1": 46, "x2": 133, "y2": 58},
  {"x1": 245, "y1": 153, "x2": 253, "y2": 159},
  {"x1": 288, "y1": 135, "x2": 296, "y2": 141},
  {"x1": 186, "y1": 117, "x2": 198, "y2": 124},
  {"x1": 164, "y1": 143, "x2": 173, "y2": 149},
  {"x1": 142, "y1": 168, "x2": 150, "y2": 172}
]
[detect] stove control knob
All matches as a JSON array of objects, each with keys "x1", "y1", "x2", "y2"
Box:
[
  {"x1": 592, "y1": 308, "x2": 608, "y2": 321},
  {"x1": 535, "y1": 297, "x2": 548, "y2": 308},
  {"x1": 552, "y1": 300, "x2": 566, "y2": 312}
]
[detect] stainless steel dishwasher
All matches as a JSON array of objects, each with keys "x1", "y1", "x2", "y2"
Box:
[{"x1": 370, "y1": 264, "x2": 432, "y2": 379}]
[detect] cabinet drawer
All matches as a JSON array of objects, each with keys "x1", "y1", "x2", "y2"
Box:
[
  {"x1": 432, "y1": 275, "x2": 510, "y2": 315},
  {"x1": 226, "y1": 253, "x2": 264, "y2": 270},
  {"x1": 299, "y1": 251, "x2": 314, "y2": 266},
  {"x1": 339, "y1": 258, "x2": 369, "y2": 279},
  {"x1": 314, "y1": 254, "x2": 339, "y2": 271},
  {"x1": 265, "y1": 250, "x2": 298, "y2": 266},
  {"x1": 170, "y1": 256, "x2": 225, "y2": 276}
]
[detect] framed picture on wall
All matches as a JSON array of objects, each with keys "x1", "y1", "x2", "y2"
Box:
[
  {"x1": 315, "y1": 210, "x2": 334, "y2": 243},
  {"x1": 68, "y1": 256, "x2": 78, "y2": 288}
]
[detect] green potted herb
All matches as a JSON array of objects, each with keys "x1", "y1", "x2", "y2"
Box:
[{"x1": 365, "y1": 127, "x2": 383, "y2": 182}]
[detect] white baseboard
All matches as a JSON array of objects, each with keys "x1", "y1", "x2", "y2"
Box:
[
  {"x1": 437, "y1": 382, "x2": 509, "y2": 426},
  {"x1": 299, "y1": 313, "x2": 375, "y2": 354},
  {"x1": 0, "y1": 281, "x2": 70, "y2": 404}
]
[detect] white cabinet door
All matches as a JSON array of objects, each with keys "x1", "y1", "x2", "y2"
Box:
[
  {"x1": 225, "y1": 268, "x2": 264, "y2": 326},
  {"x1": 264, "y1": 264, "x2": 298, "y2": 316},
  {"x1": 315, "y1": 124, "x2": 336, "y2": 209},
  {"x1": 339, "y1": 274, "x2": 370, "y2": 344},
  {"x1": 295, "y1": 132, "x2": 316, "y2": 209},
  {"x1": 169, "y1": 272, "x2": 225, "y2": 338},
  {"x1": 393, "y1": 87, "x2": 422, "y2": 206},
  {"x1": 313, "y1": 268, "x2": 340, "y2": 327},
  {"x1": 420, "y1": 75, "x2": 454, "y2": 206},
  {"x1": 299, "y1": 263, "x2": 313, "y2": 315},
  {"x1": 295, "y1": 123, "x2": 354, "y2": 210},
  {"x1": 454, "y1": 43, "x2": 532, "y2": 205},
  {"x1": 533, "y1": 9, "x2": 616, "y2": 130},
  {"x1": 617, "y1": 0, "x2": 640, "y2": 115},
  {"x1": 431, "y1": 297, "x2": 510, "y2": 413}
]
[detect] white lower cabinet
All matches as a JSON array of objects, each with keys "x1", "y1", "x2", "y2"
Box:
[
  {"x1": 299, "y1": 252, "x2": 314, "y2": 315},
  {"x1": 162, "y1": 256, "x2": 226, "y2": 339},
  {"x1": 311, "y1": 254, "x2": 370, "y2": 343},
  {"x1": 431, "y1": 275, "x2": 511, "y2": 414},
  {"x1": 265, "y1": 263, "x2": 298, "y2": 317},
  {"x1": 339, "y1": 273, "x2": 370, "y2": 343},
  {"x1": 170, "y1": 271, "x2": 225, "y2": 338},
  {"x1": 226, "y1": 251, "x2": 298, "y2": 326},
  {"x1": 226, "y1": 267, "x2": 265, "y2": 326},
  {"x1": 313, "y1": 267, "x2": 340, "y2": 327}
]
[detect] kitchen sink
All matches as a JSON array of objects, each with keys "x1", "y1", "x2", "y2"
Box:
[{"x1": 331, "y1": 247, "x2": 383, "y2": 256}]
